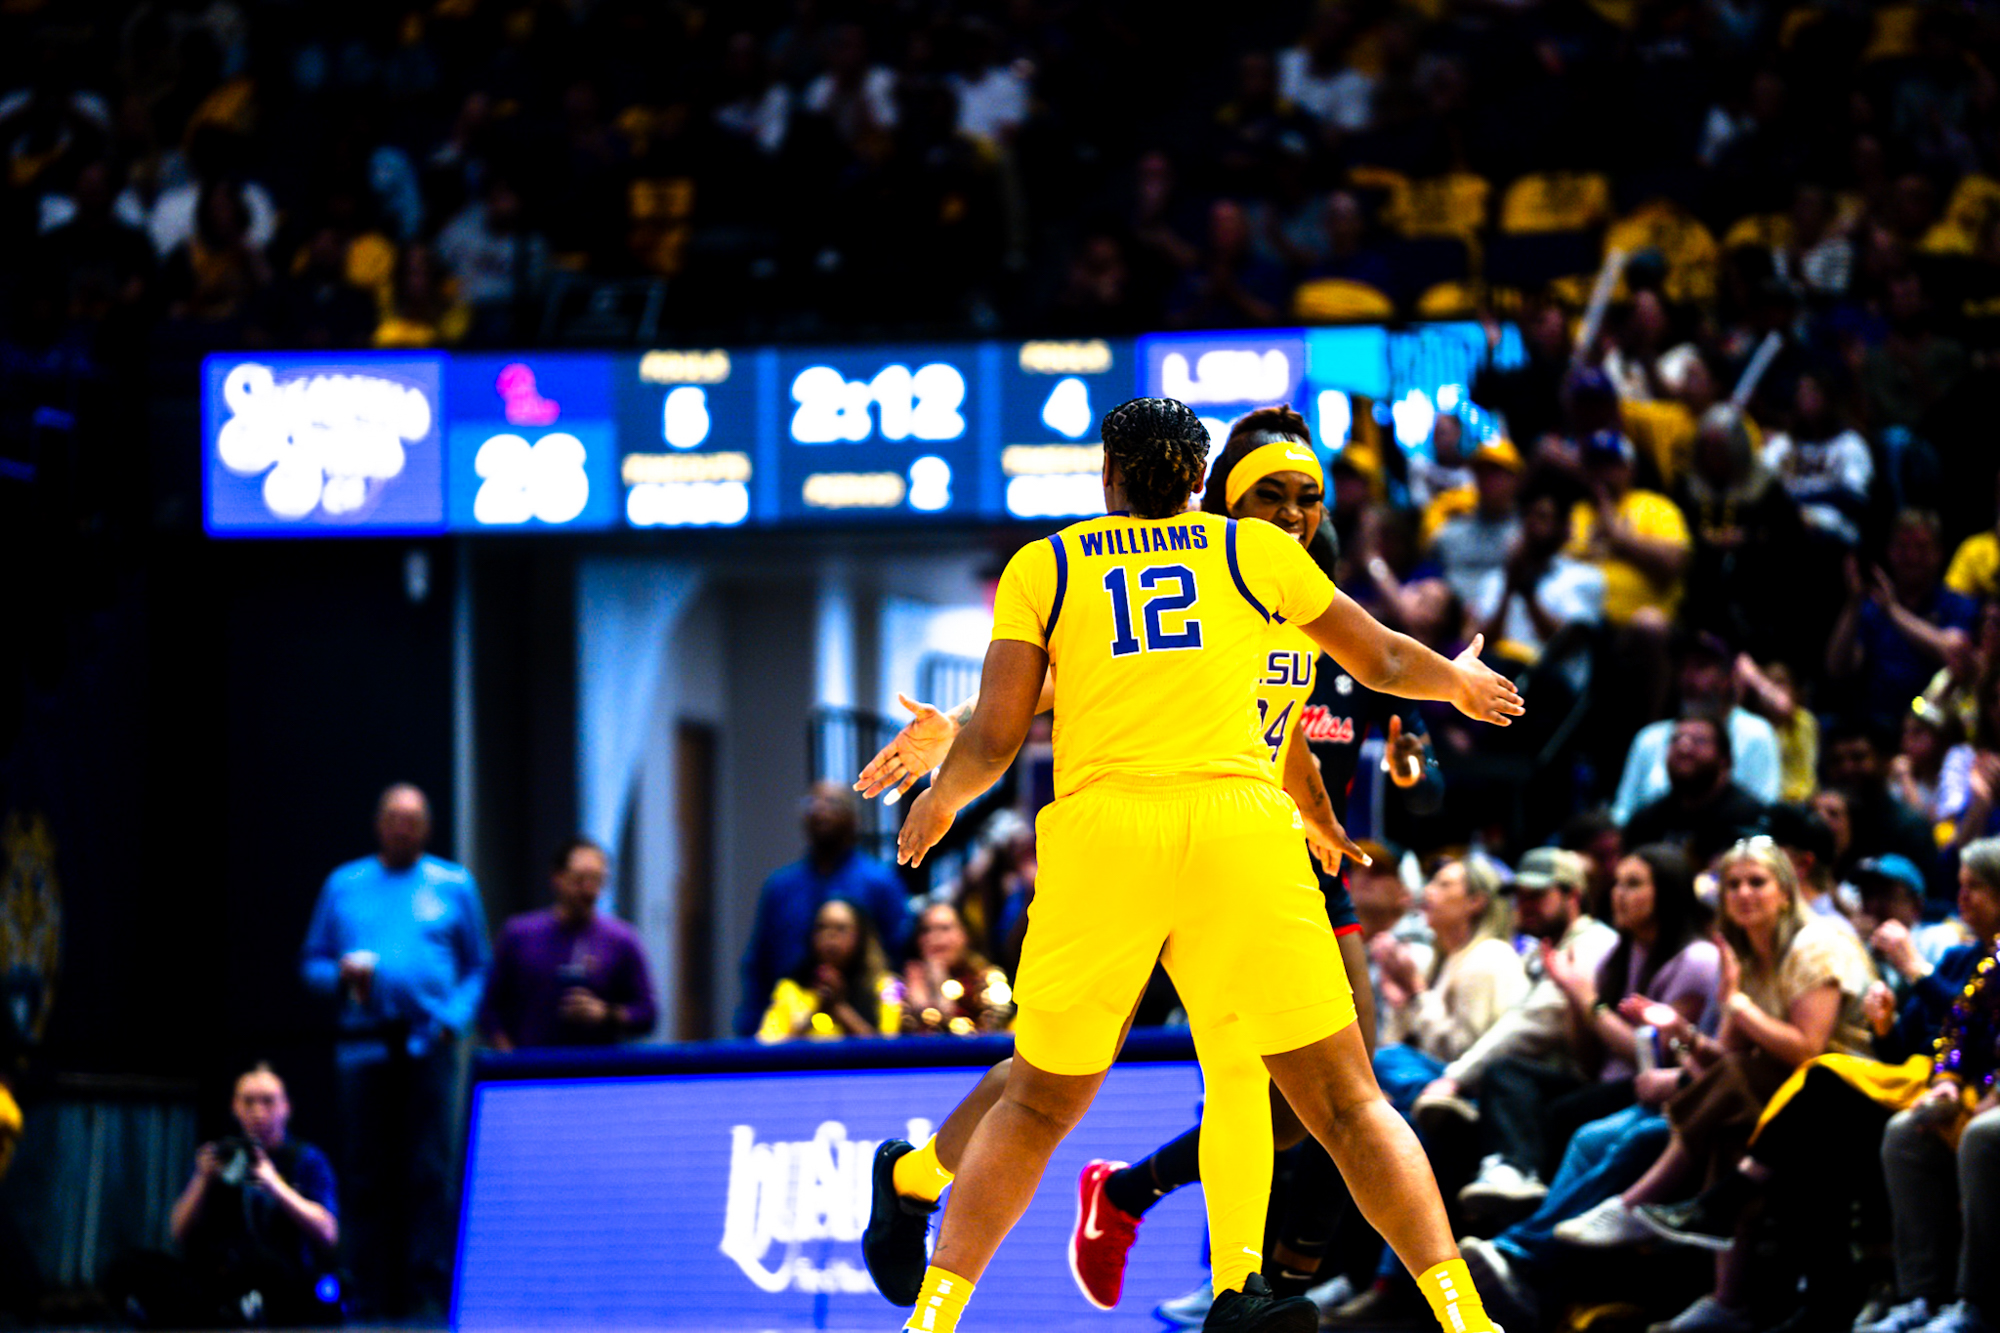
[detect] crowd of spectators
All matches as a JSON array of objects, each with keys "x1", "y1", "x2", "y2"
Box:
[
  {"x1": 8, "y1": 0, "x2": 2000, "y2": 356},
  {"x1": 15, "y1": 0, "x2": 2000, "y2": 1326}
]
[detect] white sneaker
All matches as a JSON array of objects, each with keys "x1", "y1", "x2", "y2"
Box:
[
  {"x1": 1644, "y1": 1295, "x2": 1756, "y2": 1333},
  {"x1": 1154, "y1": 1278, "x2": 1213, "y2": 1327},
  {"x1": 1856, "y1": 1297, "x2": 1936, "y2": 1333},
  {"x1": 1552, "y1": 1195, "x2": 1652, "y2": 1248},
  {"x1": 1460, "y1": 1155, "x2": 1550, "y2": 1206},
  {"x1": 1917, "y1": 1302, "x2": 1993, "y2": 1333},
  {"x1": 1305, "y1": 1272, "x2": 1355, "y2": 1319}
]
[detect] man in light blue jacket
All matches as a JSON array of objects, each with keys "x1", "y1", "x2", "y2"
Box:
[{"x1": 301, "y1": 784, "x2": 488, "y2": 1318}]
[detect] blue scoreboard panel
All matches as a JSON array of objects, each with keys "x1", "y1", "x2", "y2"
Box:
[
  {"x1": 201, "y1": 324, "x2": 1522, "y2": 536},
  {"x1": 444, "y1": 353, "x2": 620, "y2": 532},
  {"x1": 613, "y1": 349, "x2": 766, "y2": 530},
  {"x1": 774, "y1": 344, "x2": 986, "y2": 523}
]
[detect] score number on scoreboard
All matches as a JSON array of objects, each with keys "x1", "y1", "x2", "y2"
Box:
[{"x1": 782, "y1": 352, "x2": 972, "y2": 516}]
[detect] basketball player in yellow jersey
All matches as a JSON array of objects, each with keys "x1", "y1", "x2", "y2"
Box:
[
  {"x1": 890, "y1": 398, "x2": 1521, "y2": 1333},
  {"x1": 855, "y1": 417, "x2": 1366, "y2": 1322}
]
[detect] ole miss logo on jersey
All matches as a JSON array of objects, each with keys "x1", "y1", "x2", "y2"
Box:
[{"x1": 1300, "y1": 703, "x2": 1356, "y2": 745}]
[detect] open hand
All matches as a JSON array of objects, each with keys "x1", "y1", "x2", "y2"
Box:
[
  {"x1": 1450, "y1": 636, "x2": 1525, "y2": 726},
  {"x1": 1619, "y1": 994, "x2": 1694, "y2": 1047},
  {"x1": 896, "y1": 788, "x2": 956, "y2": 868},
  {"x1": 1541, "y1": 939, "x2": 1586, "y2": 999},
  {"x1": 856, "y1": 693, "x2": 959, "y2": 802}
]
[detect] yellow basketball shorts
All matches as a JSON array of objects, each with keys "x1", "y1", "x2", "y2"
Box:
[{"x1": 1012, "y1": 775, "x2": 1356, "y2": 1075}]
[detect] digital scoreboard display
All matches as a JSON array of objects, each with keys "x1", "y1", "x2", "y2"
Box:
[
  {"x1": 201, "y1": 324, "x2": 1523, "y2": 536},
  {"x1": 614, "y1": 349, "x2": 764, "y2": 529},
  {"x1": 996, "y1": 339, "x2": 1130, "y2": 521},
  {"x1": 204, "y1": 353, "x2": 447, "y2": 535},
  {"x1": 773, "y1": 344, "x2": 985, "y2": 523},
  {"x1": 444, "y1": 354, "x2": 620, "y2": 532}
]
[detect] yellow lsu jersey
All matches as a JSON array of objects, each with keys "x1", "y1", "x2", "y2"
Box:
[
  {"x1": 991, "y1": 511, "x2": 1338, "y2": 799},
  {"x1": 1259, "y1": 621, "x2": 1319, "y2": 775}
]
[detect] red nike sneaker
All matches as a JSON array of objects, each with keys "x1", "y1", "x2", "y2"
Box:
[{"x1": 1068, "y1": 1159, "x2": 1141, "y2": 1310}]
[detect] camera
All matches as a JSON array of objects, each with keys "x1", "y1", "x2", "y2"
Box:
[{"x1": 213, "y1": 1136, "x2": 256, "y2": 1186}]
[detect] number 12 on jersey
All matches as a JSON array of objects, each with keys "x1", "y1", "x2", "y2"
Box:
[{"x1": 1104, "y1": 563, "x2": 1204, "y2": 657}]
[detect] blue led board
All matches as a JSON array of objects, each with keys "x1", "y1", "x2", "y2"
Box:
[
  {"x1": 203, "y1": 353, "x2": 447, "y2": 535},
  {"x1": 612, "y1": 348, "x2": 767, "y2": 530},
  {"x1": 995, "y1": 339, "x2": 1137, "y2": 521},
  {"x1": 773, "y1": 344, "x2": 985, "y2": 522},
  {"x1": 1138, "y1": 330, "x2": 1310, "y2": 432},
  {"x1": 200, "y1": 324, "x2": 1523, "y2": 537},
  {"x1": 455, "y1": 1060, "x2": 1206, "y2": 1331},
  {"x1": 443, "y1": 354, "x2": 619, "y2": 532}
]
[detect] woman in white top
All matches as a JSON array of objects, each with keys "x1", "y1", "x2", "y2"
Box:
[{"x1": 1372, "y1": 856, "x2": 1531, "y2": 1102}]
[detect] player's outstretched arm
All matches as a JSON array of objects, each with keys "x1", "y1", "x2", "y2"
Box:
[
  {"x1": 1299, "y1": 588, "x2": 1524, "y2": 726},
  {"x1": 1284, "y1": 715, "x2": 1369, "y2": 875},
  {"x1": 897, "y1": 640, "x2": 1048, "y2": 867},
  {"x1": 855, "y1": 672, "x2": 1056, "y2": 802}
]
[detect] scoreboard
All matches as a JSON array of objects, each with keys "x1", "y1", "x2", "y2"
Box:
[{"x1": 201, "y1": 323, "x2": 1518, "y2": 536}]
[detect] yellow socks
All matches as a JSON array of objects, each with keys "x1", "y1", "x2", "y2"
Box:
[
  {"x1": 893, "y1": 1136, "x2": 955, "y2": 1203},
  {"x1": 904, "y1": 1265, "x2": 973, "y2": 1333},
  {"x1": 1192, "y1": 1026, "x2": 1274, "y2": 1298},
  {"x1": 1419, "y1": 1258, "x2": 1498, "y2": 1333}
]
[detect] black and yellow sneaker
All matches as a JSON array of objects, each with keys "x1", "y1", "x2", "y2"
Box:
[
  {"x1": 1203, "y1": 1275, "x2": 1318, "y2": 1333},
  {"x1": 863, "y1": 1139, "x2": 938, "y2": 1307}
]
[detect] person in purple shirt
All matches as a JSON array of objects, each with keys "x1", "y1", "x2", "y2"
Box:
[
  {"x1": 480, "y1": 836, "x2": 657, "y2": 1049},
  {"x1": 735, "y1": 783, "x2": 912, "y2": 1036}
]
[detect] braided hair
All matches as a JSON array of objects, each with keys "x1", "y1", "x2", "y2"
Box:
[{"x1": 1101, "y1": 397, "x2": 1211, "y2": 519}]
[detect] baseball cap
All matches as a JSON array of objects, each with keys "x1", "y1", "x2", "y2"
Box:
[
  {"x1": 1470, "y1": 437, "x2": 1524, "y2": 472},
  {"x1": 1582, "y1": 430, "x2": 1636, "y2": 467},
  {"x1": 1853, "y1": 854, "x2": 1927, "y2": 900},
  {"x1": 1509, "y1": 847, "x2": 1588, "y2": 894}
]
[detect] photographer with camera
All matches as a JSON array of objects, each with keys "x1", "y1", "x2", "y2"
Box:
[{"x1": 118, "y1": 1064, "x2": 339, "y2": 1326}]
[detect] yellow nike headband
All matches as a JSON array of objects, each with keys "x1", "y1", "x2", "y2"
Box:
[{"x1": 1224, "y1": 440, "x2": 1325, "y2": 508}]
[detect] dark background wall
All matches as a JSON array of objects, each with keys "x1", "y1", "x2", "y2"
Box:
[{"x1": 3, "y1": 535, "x2": 460, "y2": 1147}]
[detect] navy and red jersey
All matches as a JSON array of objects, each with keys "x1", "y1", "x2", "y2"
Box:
[{"x1": 1302, "y1": 655, "x2": 1442, "y2": 932}]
